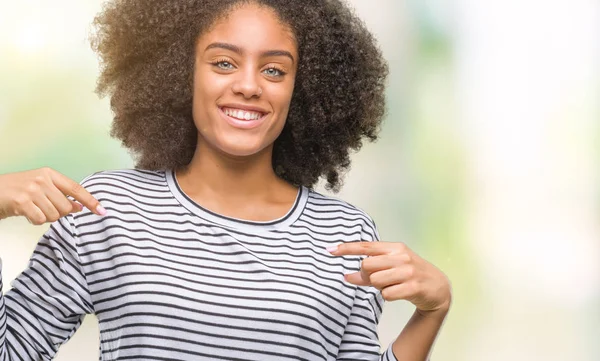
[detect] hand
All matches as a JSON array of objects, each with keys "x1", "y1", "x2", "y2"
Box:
[
  {"x1": 328, "y1": 241, "x2": 452, "y2": 314},
  {"x1": 0, "y1": 167, "x2": 105, "y2": 224}
]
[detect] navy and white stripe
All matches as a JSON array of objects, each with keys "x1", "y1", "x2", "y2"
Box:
[{"x1": 0, "y1": 169, "x2": 398, "y2": 360}]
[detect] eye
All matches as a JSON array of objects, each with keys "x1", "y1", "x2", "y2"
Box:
[
  {"x1": 263, "y1": 67, "x2": 286, "y2": 78},
  {"x1": 213, "y1": 60, "x2": 235, "y2": 70}
]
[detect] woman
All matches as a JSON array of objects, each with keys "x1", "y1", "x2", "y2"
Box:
[{"x1": 0, "y1": 1, "x2": 451, "y2": 360}]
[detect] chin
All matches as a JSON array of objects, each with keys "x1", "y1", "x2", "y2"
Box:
[{"x1": 214, "y1": 138, "x2": 271, "y2": 158}]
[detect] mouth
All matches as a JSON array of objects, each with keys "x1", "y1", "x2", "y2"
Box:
[
  {"x1": 221, "y1": 106, "x2": 267, "y2": 121},
  {"x1": 218, "y1": 106, "x2": 269, "y2": 130}
]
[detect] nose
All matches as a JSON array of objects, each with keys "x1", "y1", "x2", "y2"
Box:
[{"x1": 231, "y1": 67, "x2": 262, "y2": 99}]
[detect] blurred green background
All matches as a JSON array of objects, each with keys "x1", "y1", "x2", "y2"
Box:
[{"x1": 1, "y1": 0, "x2": 598, "y2": 360}]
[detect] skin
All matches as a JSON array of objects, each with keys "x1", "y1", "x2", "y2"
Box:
[{"x1": 0, "y1": 167, "x2": 104, "y2": 224}]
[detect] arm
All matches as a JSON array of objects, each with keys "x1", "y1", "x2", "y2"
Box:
[
  {"x1": 0, "y1": 214, "x2": 93, "y2": 360},
  {"x1": 390, "y1": 303, "x2": 449, "y2": 361},
  {"x1": 332, "y1": 218, "x2": 451, "y2": 361}
]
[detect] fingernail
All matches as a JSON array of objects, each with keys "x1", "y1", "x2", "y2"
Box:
[
  {"x1": 78, "y1": 203, "x2": 84, "y2": 211},
  {"x1": 96, "y1": 204, "x2": 107, "y2": 216},
  {"x1": 326, "y1": 245, "x2": 338, "y2": 253}
]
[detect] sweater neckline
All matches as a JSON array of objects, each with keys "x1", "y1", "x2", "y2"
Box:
[{"x1": 165, "y1": 169, "x2": 308, "y2": 231}]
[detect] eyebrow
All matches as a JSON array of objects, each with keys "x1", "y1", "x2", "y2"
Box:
[{"x1": 204, "y1": 42, "x2": 295, "y2": 63}]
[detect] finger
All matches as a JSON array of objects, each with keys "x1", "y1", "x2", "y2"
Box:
[
  {"x1": 369, "y1": 267, "x2": 414, "y2": 290},
  {"x1": 31, "y1": 194, "x2": 61, "y2": 223},
  {"x1": 329, "y1": 241, "x2": 394, "y2": 257},
  {"x1": 345, "y1": 264, "x2": 415, "y2": 289},
  {"x1": 381, "y1": 282, "x2": 416, "y2": 302},
  {"x1": 361, "y1": 254, "x2": 405, "y2": 273},
  {"x1": 19, "y1": 201, "x2": 47, "y2": 225},
  {"x1": 344, "y1": 271, "x2": 371, "y2": 286},
  {"x1": 50, "y1": 171, "x2": 105, "y2": 215},
  {"x1": 70, "y1": 200, "x2": 84, "y2": 213},
  {"x1": 42, "y1": 184, "x2": 79, "y2": 217}
]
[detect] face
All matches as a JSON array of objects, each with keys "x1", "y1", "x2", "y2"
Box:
[{"x1": 192, "y1": 3, "x2": 298, "y2": 158}]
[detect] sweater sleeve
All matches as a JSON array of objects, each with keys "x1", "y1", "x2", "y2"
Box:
[
  {"x1": 0, "y1": 214, "x2": 94, "y2": 360},
  {"x1": 336, "y1": 212, "x2": 398, "y2": 361},
  {"x1": 335, "y1": 285, "x2": 398, "y2": 361}
]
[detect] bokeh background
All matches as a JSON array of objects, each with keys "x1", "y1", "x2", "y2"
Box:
[{"x1": 1, "y1": 0, "x2": 599, "y2": 360}]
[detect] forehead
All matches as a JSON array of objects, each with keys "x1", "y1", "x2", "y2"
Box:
[{"x1": 197, "y1": 4, "x2": 297, "y2": 55}]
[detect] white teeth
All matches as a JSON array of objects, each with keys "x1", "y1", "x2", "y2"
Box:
[{"x1": 223, "y1": 107, "x2": 263, "y2": 121}]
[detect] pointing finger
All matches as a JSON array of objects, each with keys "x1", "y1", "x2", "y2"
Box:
[
  {"x1": 328, "y1": 241, "x2": 392, "y2": 257},
  {"x1": 50, "y1": 171, "x2": 106, "y2": 216}
]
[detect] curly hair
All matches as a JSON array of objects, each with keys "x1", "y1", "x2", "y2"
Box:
[{"x1": 90, "y1": 0, "x2": 388, "y2": 191}]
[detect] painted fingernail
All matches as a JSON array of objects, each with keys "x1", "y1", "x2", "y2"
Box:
[
  {"x1": 326, "y1": 245, "x2": 338, "y2": 253},
  {"x1": 96, "y1": 204, "x2": 107, "y2": 216}
]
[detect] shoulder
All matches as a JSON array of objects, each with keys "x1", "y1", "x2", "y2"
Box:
[
  {"x1": 305, "y1": 189, "x2": 380, "y2": 241},
  {"x1": 73, "y1": 169, "x2": 174, "y2": 223},
  {"x1": 79, "y1": 168, "x2": 167, "y2": 190},
  {"x1": 77, "y1": 168, "x2": 170, "y2": 202}
]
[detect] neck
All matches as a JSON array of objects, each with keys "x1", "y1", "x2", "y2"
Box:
[{"x1": 176, "y1": 138, "x2": 283, "y2": 201}]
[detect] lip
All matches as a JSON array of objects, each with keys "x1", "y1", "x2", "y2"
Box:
[
  {"x1": 219, "y1": 103, "x2": 269, "y2": 114},
  {"x1": 218, "y1": 106, "x2": 269, "y2": 130}
]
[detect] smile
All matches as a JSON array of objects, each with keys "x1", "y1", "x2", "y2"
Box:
[
  {"x1": 218, "y1": 106, "x2": 269, "y2": 130},
  {"x1": 221, "y1": 107, "x2": 266, "y2": 121}
]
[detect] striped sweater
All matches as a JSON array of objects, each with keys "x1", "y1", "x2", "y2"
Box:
[{"x1": 0, "y1": 169, "x2": 398, "y2": 361}]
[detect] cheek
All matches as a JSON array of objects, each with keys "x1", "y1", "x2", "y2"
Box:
[
  {"x1": 276, "y1": 86, "x2": 295, "y2": 119},
  {"x1": 194, "y1": 73, "x2": 220, "y2": 99},
  {"x1": 192, "y1": 72, "x2": 228, "y2": 119},
  {"x1": 270, "y1": 79, "x2": 295, "y2": 111}
]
